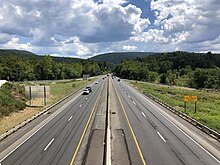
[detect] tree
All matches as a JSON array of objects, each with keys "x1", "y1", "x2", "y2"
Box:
[
  {"x1": 0, "y1": 64, "x2": 3, "y2": 79},
  {"x1": 38, "y1": 55, "x2": 54, "y2": 80},
  {"x1": 65, "y1": 63, "x2": 83, "y2": 79},
  {"x1": 148, "y1": 71, "x2": 159, "y2": 82},
  {"x1": 166, "y1": 70, "x2": 177, "y2": 85},
  {"x1": 160, "y1": 74, "x2": 167, "y2": 84},
  {"x1": 159, "y1": 61, "x2": 173, "y2": 73},
  {"x1": 192, "y1": 68, "x2": 208, "y2": 88},
  {"x1": 204, "y1": 68, "x2": 220, "y2": 89},
  {"x1": 84, "y1": 62, "x2": 101, "y2": 76}
]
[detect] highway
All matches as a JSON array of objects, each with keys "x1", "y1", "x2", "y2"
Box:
[
  {"x1": 0, "y1": 76, "x2": 220, "y2": 165},
  {"x1": 0, "y1": 78, "x2": 108, "y2": 165},
  {"x1": 110, "y1": 78, "x2": 220, "y2": 165}
]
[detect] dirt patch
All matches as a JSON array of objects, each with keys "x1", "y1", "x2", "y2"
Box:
[
  {"x1": 0, "y1": 107, "x2": 39, "y2": 135},
  {"x1": 0, "y1": 95, "x2": 54, "y2": 135}
]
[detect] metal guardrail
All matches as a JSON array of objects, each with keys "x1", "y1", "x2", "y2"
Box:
[
  {"x1": 0, "y1": 76, "x2": 102, "y2": 142},
  {"x1": 142, "y1": 91, "x2": 220, "y2": 141},
  {"x1": 0, "y1": 87, "x2": 84, "y2": 142}
]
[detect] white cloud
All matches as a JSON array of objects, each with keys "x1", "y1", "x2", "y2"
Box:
[
  {"x1": 123, "y1": 45, "x2": 137, "y2": 51},
  {"x1": 99, "y1": 0, "x2": 128, "y2": 5},
  {"x1": 0, "y1": 0, "x2": 149, "y2": 45},
  {"x1": 3, "y1": 37, "x2": 32, "y2": 51},
  {"x1": 0, "y1": 0, "x2": 220, "y2": 57},
  {"x1": 151, "y1": 0, "x2": 220, "y2": 43}
]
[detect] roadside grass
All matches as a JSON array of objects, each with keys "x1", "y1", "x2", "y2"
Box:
[
  {"x1": 0, "y1": 78, "x2": 96, "y2": 135},
  {"x1": 176, "y1": 76, "x2": 189, "y2": 86},
  {"x1": 129, "y1": 81, "x2": 220, "y2": 133},
  {"x1": 48, "y1": 79, "x2": 95, "y2": 105}
]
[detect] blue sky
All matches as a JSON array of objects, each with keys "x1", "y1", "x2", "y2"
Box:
[{"x1": 0, "y1": 0, "x2": 220, "y2": 58}]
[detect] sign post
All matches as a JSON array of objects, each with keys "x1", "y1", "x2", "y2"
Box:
[
  {"x1": 184, "y1": 95, "x2": 198, "y2": 113},
  {"x1": 44, "y1": 86, "x2": 46, "y2": 106},
  {"x1": 29, "y1": 86, "x2": 32, "y2": 105}
]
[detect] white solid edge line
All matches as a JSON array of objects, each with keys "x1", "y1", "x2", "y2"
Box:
[
  {"x1": 44, "y1": 138, "x2": 54, "y2": 151},
  {"x1": 0, "y1": 114, "x2": 56, "y2": 162},
  {"x1": 125, "y1": 82, "x2": 220, "y2": 164},
  {"x1": 68, "y1": 116, "x2": 73, "y2": 121},
  {"x1": 157, "y1": 132, "x2": 166, "y2": 142},
  {"x1": 0, "y1": 92, "x2": 82, "y2": 163},
  {"x1": 142, "y1": 112, "x2": 146, "y2": 118}
]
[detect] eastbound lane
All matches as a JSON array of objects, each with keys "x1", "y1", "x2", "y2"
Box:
[
  {"x1": 0, "y1": 78, "x2": 106, "y2": 165},
  {"x1": 111, "y1": 78, "x2": 220, "y2": 165}
]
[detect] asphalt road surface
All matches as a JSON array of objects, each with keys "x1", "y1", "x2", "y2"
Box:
[
  {"x1": 0, "y1": 76, "x2": 220, "y2": 165},
  {"x1": 110, "y1": 77, "x2": 220, "y2": 165},
  {"x1": 0, "y1": 78, "x2": 107, "y2": 165}
]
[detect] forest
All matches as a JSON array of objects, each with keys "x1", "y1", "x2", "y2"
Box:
[
  {"x1": 114, "y1": 51, "x2": 220, "y2": 89},
  {"x1": 0, "y1": 51, "x2": 109, "y2": 117},
  {"x1": 0, "y1": 54, "x2": 109, "y2": 81}
]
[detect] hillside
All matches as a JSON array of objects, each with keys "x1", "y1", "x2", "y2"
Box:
[
  {"x1": 0, "y1": 49, "x2": 82, "y2": 63},
  {"x1": 0, "y1": 49, "x2": 37, "y2": 58},
  {"x1": 0, "y1": 49, "x2": 109, "y2": 81},
  {"x1": 115, "y1": 51, "x2": 220, "y2": 88},
  {"x1": 90, "y1": 52, "x2": 156, "y2": 64}
]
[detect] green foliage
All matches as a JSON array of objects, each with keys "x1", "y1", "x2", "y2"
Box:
[
  {"x1": 115, "y1": 60, "x2": 150, "y2": 81},
  {"x1": 115, "y1": 51, "x2": 220, "y2": 89},
  {"x1": 148, "y1": 71, "x2": 159, "y2": 82},
  {"x1": 83, "y1": 62, "x2": 101, "y2": 76},
  {"x1": 159, "y1": 61, "x2": 173, "y2": 73},
  {"x1": 192, "y1": 67, "x2": 220, "y2": 88},
  {"x1": 0, "y1": 83, "x2": 26, "y2": 117},
  {"x1": 90, "y1": 52, "x2": 154, "y2": 64},
  {"x1": 0, "y1": 50, "x2": 108, "y2": 81},
  {"x1": 130, "y1": 82, "x2": 220, "y2": 132}
]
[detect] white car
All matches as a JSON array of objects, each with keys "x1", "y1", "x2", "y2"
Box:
[
  {"x1": 95, "y1": 81, "x2": 99, "y2": 84},
  {"x1": 82, "y1": 89, "x2": 90, "y2": 95}
]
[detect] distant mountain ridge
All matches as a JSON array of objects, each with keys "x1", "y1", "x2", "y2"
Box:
[
  {"x1": 0, "y1": 49, "x2": 37, "y2": 58},
  {"x1": 0, "y1": 49, "x2": 158, "y2": 65},
  {"x1": 0, "y1": 49, "x2": 82, "y2": 63},
  {"x1": 90, "y1": 52, "x2": 157, "y2": 64}
]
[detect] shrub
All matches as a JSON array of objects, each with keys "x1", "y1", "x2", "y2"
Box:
[{"x1": 0, "y1": 83, "x2": 26, "y2": 117}]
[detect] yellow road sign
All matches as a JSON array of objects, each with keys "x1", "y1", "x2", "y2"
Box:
[{"x1": 184, "y1": 95, "x2": 198, "y2": 102}]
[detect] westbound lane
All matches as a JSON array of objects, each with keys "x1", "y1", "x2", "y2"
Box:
[
  {"x1": 0, "y1": 78, "x2": 106, "y2": 165},
  {"x1": 111, "y1": 78, "x2": 220, "y2": 165}
]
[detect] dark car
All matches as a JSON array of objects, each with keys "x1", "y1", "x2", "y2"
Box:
[
  {"x1": 118, "y1": 78, "x2": 120, "y2": 81},
  {"x1": 86, "y1": 86, "x2": 92, "y2": 92}
]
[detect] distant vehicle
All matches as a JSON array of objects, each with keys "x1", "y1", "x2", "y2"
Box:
[
  {"x1": 118, "y1": 78, "x2": 120, "y2": 82},
  {"x1": 86, "y1": 86, "x2": 92, "y2": 92},
  {"x1": 0, "y1": 80, "x2": 8, "y2": 88},
  {"x1": 82, "y1": 89, "x2": 90, "y2": 95},
  {"x1": 95, "y1": 81, "x2": 99, "y2": 84}
]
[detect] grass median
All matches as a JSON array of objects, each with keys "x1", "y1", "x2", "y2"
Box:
[
  {"x1": 129, "y1": 81, "x2": 220, "y2": 133},
  {"x1": 0, "y1": 78, "x2": 96, "y2": 135}
]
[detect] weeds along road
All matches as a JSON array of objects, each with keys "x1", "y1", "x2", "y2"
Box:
[{"x1": 0, "y1": 76, "x2": 220, "y2": 165}]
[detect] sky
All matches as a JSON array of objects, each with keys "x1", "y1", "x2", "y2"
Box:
[{"x1": 0, "y1": 0, "x2": 220, "y2": 58}]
